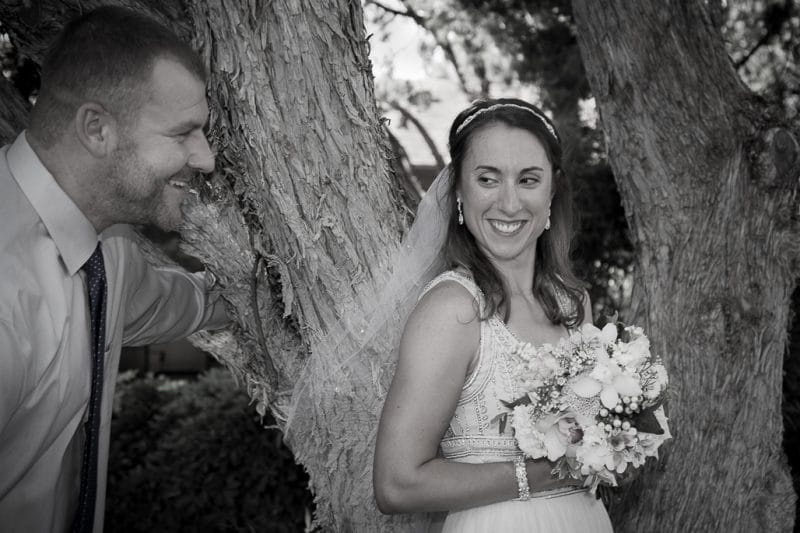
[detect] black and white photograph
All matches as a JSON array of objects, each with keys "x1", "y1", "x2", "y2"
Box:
[{"x1": 0, "y1": 1, "x2": 798, "y2": 531}]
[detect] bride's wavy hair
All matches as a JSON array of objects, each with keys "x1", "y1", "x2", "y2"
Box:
[{"x1": 442, "y1": 98, "x2": 586, "y2": 327}]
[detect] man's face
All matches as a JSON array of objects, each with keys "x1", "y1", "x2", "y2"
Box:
[{"x1": 107, "y1": 56, "x2": 214, "y2": 231}]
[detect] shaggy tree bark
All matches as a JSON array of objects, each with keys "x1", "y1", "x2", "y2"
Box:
[
  {"x1": 0, "y1": 0, "x2": 416, "y2": 530},
  {"x1": 571, "y1": 1, "x2": 798, "y2": 531}
]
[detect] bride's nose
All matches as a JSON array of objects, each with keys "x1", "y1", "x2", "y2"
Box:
[{"x1": 497, "y1": 181, "x2": 521, "y2": 214}]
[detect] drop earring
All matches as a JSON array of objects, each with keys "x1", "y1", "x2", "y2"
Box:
[
  {"x1": 457, "y1": 198, "x2": 464, "y2": 225},
  {"x1": 545, "y1": 210, "x2": 551, "y2": 231}
]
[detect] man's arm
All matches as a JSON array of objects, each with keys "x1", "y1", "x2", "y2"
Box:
[{"x1": 104, "y1": 228, "x2": 230, "y2": 348}]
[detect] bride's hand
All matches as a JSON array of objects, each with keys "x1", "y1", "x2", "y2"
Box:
[{"x1": 525, "y1": 459, "x2": 583, "y2": 492}]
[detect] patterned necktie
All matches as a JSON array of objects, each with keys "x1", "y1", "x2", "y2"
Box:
[{"x1": 72, "y1": 243, "x2": 107, "y2": 533}]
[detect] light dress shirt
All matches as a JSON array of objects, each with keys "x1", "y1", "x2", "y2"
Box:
[{"x1": 0, "y1": 132, "x2": 230, "y2": 532}]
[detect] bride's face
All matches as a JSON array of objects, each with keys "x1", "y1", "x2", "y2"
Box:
[{"x1": 457, "y1": 122, "x2": 553, "y2": 267}]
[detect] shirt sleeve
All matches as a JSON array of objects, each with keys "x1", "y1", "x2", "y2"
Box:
[
  {"x1": 106, "y1": 230, "x2": 231, "y2": 348},
  {"x1": 0, "y1": 318, "x2": 28, "y2": 434}
]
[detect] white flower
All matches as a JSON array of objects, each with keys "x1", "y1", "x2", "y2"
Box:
[
  {"x1": 625, "y1": 325, "x2": 644, "y2": 338},
  {"x1": 643, "y1": 362, "x2": 669, "y2": 400},
  {"x1": 534, "y1": 412, "x2": 583, "y2": 461},
  {"x1": 514, "y1": 344, "x2": 563, "y2": 390},
  {"x1": 506, "y1": 320, "x2": 670, "y2": 491},
  {"x1": 606, "y1": 430, "x2": 638, "y2": 473},
  {"x1": 575, "y1": 425, "x2": 613, "y2": 475},
  {"x1": 571, "y1": 352, "x2": 643, "y2": 409},
  {"x1": 511, "y1": 405, "x2": 548, "y2": 459},
  {"x1": 613, "y1": 334, "x2": 650, "y2": 369},
  {"x1": 589, "y1": 363, "x2": 614, "y2": 384},
  {"x1": 541, "y1": 353, "x2": 561, "y2": 374},
  {"x1": 580, "y1": 323, "x2": 618, "y2": 347}
]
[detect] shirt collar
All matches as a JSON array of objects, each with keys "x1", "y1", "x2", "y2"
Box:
[{"x1": 7, "y1": 132, "x2": 99, "y2": 275}]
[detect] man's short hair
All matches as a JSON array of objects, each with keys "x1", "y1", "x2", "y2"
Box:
[{"x1": 29, "y1": 6, "x2": 206, "y2": 145}]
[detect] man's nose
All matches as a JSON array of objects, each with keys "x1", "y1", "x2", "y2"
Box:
[{"x1": 187, "y1": 132, "x2": 215, "y2": 174}]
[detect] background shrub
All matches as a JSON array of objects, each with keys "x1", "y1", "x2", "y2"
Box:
[{"x1": 106, "y1": 369, "x2": 314, "y2": 532}]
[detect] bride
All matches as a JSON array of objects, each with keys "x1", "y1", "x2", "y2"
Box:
[{"x1": 373, "y1": 98, "x2": 614, "y2": 532}]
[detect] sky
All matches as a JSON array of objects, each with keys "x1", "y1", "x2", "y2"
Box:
[{"x1": 365, "y1": 9, "x2": 469, "y2": 167}]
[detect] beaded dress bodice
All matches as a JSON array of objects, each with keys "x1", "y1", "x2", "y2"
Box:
[{"x1": 423, "y1": 271, "x2": 527, "y2": 464}]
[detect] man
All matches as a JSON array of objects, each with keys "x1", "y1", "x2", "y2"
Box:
[{"x1": 0, "y1": 7, "x2": 230, "y2": 532}]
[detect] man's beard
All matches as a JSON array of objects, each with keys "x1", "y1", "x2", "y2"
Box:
[{"x1": 107, "y1": 145, "x2": 188, "y2": 231}]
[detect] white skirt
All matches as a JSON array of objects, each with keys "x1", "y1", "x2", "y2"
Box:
[{"x1": 442, "y1": 489, "x2": 613, "y2": 533}]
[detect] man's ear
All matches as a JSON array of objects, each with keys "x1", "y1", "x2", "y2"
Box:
[{"x1": 73, "y1": 102, "x2": 118, "y2": 157}]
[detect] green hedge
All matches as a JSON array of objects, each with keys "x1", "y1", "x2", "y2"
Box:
[{"x1": 105, "y1": 369, "x2": 314, "y2": 532}]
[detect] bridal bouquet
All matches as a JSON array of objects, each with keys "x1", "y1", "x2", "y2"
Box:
[{"x1": 503, "y1": 320, "x2": 671, "y2": 492}]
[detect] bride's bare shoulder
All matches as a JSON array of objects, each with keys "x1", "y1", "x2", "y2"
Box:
[{"x1": 411, "y1": 278, "x2": 481, "y2": 329}]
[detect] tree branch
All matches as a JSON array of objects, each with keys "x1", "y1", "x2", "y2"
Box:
[
  {"x1": 389, "y1": 99, "x2": 446, "y2": 169},
  {"x1": 366, "y1": 0, "x2": 475, "y2": 97},
  {"x1": 735, "y1": 2, "x2": 792, "y2": 70},
  {"x1": 735, "y1": 29, "x2": 776, "y2": 70},
  {"x1": 366, "y1": 0, "x2": 418, "y2": 21}
]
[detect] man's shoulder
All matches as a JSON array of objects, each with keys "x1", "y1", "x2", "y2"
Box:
[
  {"x1": 100, "y1": 224, "x2": 148, "y2": 275},
  {"x1": 102, "y1": 224, "x2": 139, "y2": 253},
  {"x1": 0, "y1": 167, "x2": 65, "y2": 325},
  {"x1": 101, "y1": 225, "x2": 182, "y2": 294},
  {"x1": 0, "y1": 142, "x2": 41, "y2": 251},
  {"x1": 0, "y1": 232, "x2": 62, "y2": 323}
]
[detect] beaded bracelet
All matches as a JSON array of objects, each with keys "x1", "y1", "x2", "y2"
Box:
[{"x1": 512, "y1": 456, "x2": 531, "y2": 501}]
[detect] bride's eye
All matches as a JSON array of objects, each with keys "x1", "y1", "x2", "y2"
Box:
[{"x1": 519, "y1": 174, "x2": 541, "y2": 186}]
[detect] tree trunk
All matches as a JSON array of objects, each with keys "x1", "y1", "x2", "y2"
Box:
[
  {"x1": 571, "y1": 1, "x2": 798, "y2": 531},
  {"x1": 0, "y1": 0, "x2": 416, "y2": 530}
]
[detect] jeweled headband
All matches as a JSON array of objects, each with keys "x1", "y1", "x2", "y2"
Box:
[{"x1": 454, "y1": 103, "x2": 560, "y2": 144}]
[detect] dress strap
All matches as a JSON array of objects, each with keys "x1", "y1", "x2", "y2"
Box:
[{"x1": 421, "y1": 270, "x2": 486, "y2": 316}]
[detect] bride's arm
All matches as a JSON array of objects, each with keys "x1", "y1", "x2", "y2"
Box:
[{"x1": 373, "y1": 281, "x2": 570, "y2": 514}]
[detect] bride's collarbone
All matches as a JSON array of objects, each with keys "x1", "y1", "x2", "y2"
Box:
[{"x1": 504, "y1": 297, "x2": 566, "y2": 346}]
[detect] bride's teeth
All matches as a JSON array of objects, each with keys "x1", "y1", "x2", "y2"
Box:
[{"x1": 492, "y1": 221, "x2": 522, "y2": 233}]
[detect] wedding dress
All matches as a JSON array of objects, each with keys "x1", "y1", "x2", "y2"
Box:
[{"x1": 422, "y1": 271, "x2": 613, "y2": 533}]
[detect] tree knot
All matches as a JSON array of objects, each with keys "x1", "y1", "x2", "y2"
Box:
[{"x1": 755, "y1": 127, "x2": 799, "y2": 189}]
